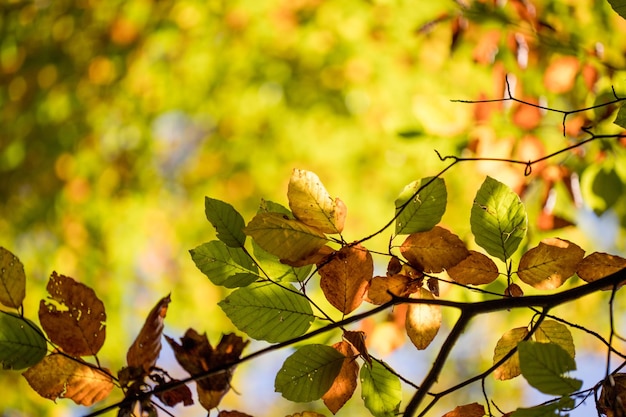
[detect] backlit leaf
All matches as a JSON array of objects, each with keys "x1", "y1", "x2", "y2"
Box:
[
  {"x1": 615, "y1": 103, "x2": 626, "y2": 129},
  {"x1": 344, "y1": 330, "x2": 371, "y2": 365},
  {"x1": 400, "y1": 226, "x2": 470, "y2": 273},
  {"x1": 517, "y1": 238, "x2": 584, "y2": 290},
  {"x1": 322, "y1": 341, "x2": 359, "y2": 414},
  {"x1": 23, "y1": 353, "x2": 113, "y2": 406},
  {"x1": 368, "y1": 275, "x2": 420, "y2": 305},
  {"x1": 493, "y1": 327, "x2": 529, "y2": 380},
  {"x1": 577, "y1": 252, "x2": 626, "y2": 284},
  {"x1": 190, "y1": 240, "x2": 259, "y2": 288},
  {"x1": 244, "y1": 212, "x2": 329, "y2": 263},
  {"x1": 405, "y1": 288, "x2": 441, "y2": 350},
  {"x1": 607, "y1": 0, "x2": 626, "y2": 22},
  {"x1": 127, "y1": 294, "x2": 170, "y2": 374},
  {"x1": 319, "y1": 244, "x2": 373, "y2": 314},
  {"x1": 447, "y1": 250, "x2": 499, "y2": 285},
  {"x1": 204, "y1": 197, "x2": 247, "y2": 248},
  {"x1": 38, "y1": 272, "x2": 106, "y2": 357},
  {"x1": 518, "y1": 341, "x2": 582, "y2": 395},
  {"x1": 394, "y1": 177, "x2": 447, "y2": 235},
  {"x1": 534, "y1": 320, "x2": 575, "y2": 359},
  {"x1": 360, "y1": 359, "x2": 402, "y2": 417},
  {"x1": 288, "y1": 169, "x2": 346, "y2": 234},
  {"x1": 219, "y1": 282, "x2": 314, "y2": 343},
  {"x1": 471, "y1": 176, "x2": 527, "y2": 262},
  {"x1": 442, "y1": 403, "x2": 486, "y2": 417},
  {"x1": 252, "y1": 240, "x2": 313, "y2": 282},
  {"x1": 0, "y1": 312, "x2": 46, "y2": 370},
  {"x1": 275, "y1": 344, "x2": 345, "y2": 402},
  {"x1": 0, "y1": 247, "x2": 26, "y2": 309}
]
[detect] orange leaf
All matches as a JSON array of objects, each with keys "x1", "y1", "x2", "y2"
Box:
[
  {"x1": 577, "y1": 252, "x2": 626, "y2": 286},
  {"x1": 442, "y1": 402, "x2": 486, "y2": 417},
  {"x1": 23, "y1": 353, "x2": 113, "y2": 406},
  {"x1": 127, "y1": 294, "x2": 171, "y2": 374},
  {"x1": 405, "y1": 288, "x2": 441, "y2": 350},
  {"x1": 400, "y1": 226, "x2": 470, "y2": 273},
  {"x1": 319, "y1": 244, "x2": 373, "y2": 314},
  {"x1": 447, "y1": 250, "x2": 499, "y2": 285},
  {"x1": 322, "y1": 341, "x2": 359, "y2": 414},
  {"x1": 38, "y1": 272, "x2": 106, "y2": 356},
  {"x1": 367, "y1": 275, "x2": 420, "y2": 304},
  {"x1": 343, "y1": 330, "x2": 371, "y2": 365},
  {"x1": 517, "y1": 238, "x2": 585, "y2": 290}
]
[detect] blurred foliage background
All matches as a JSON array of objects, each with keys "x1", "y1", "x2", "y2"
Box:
[{"x1": 2, "y1": 0, "x2": 626, "y2": 415}]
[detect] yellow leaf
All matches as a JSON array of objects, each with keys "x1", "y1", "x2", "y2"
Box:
[
  {"x1": 447, "y1": 250, "x2": 499, "y2": 285},
  {"x1": 288, "y1": 169, "x2": 346, "y2": 234},
  {"x1": 577, "y1": 252, "x2": 626, "y2": 286},
  {"x1": 23, "y1": 353, "x2": 113, "y2": 406},
  {"x1": 0, "y1": 247, "x2": 26, "y2": 309},
  {"x1": 493, "y1": 327, "x2": 529, "y2": 380},
  {"x1": 518, "y1": 238, "x2": 585, "y2": 290},
  {"x1": 322, "y1": 341, "x2": 358, "y2": 414},
  {"x1": 400, "y1": 226, "x2": 470, "y2": 273},
  {"x1": 405, "y1": 288, "x2": 441, "y2": 350},
  {"x1": 127, "y1": 294, "x2": 170, "y2": 374},
  {"x1": 534, "y1": 320, "x2": 575, "y2": 359}
]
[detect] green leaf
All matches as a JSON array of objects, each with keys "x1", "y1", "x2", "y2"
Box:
[
  {"x1": 259, "y1": 199, "x2": 293, "y2": 217},
  {"x1": 518, "y1": 341, "x2": 582, "y2": 396},
  {"x1": 510, "y1": 397, "x2": 575, "y2": 417},
  {"x1": 0, "y1": 312, "x2": 47, "y2": 370},
  {"x1": 580, "y1": 164, "x2": 623, "y2": 215},
  {"x1": 218, "y1": 282, "x2": 315, "y2": 342},
  {"x1": 190, "y1": 240, "x2": 258, "y2": 288},
  {"x1": 535, "y1": 320, "x2": 575, "y2": 359},
  {"x1": 360, "y1": 359, "x2": 402, "y2": 417},
  {"x1": 204, "y1": 197, "x2": 247, "y2": 248},
  {"x1": 470, "y1": 176, "x2": 527, "y2": 262},
  {"x1": 0, "y1": 247, "x2": 26, "y2": 309},
  {"x1": 252, "y1": 240, "x2": 313, "y2": 282},
  {"x1": 395, "y1": 177, "x2": 447, "y2": 235},
  {"x1": 607, "y1": 0, "x2": 626, "y2": 21},
  {"x1": 274, "y1": 344, "x2": 345, "y2": 402}
]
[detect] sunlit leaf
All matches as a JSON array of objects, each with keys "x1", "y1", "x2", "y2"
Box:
[
  {"x1": 38, "y1": 272, "x2": 106, "y2": 357},
  {"x1": 288, "y1": 169, "x2": 346, "y2": 234},
  {"x1": 607, "y1": 0, "x2": 626, "y2": 22},
  {"x1": 252, "y1": 240, "x2": 313, "y2": 282},
  {"x1": 442, "y1": 403, "x2": 486, "y2": 417},
  {"x1": 493, "y1": 327, "x2": 529, "y2": 380},
  {"x1": 0, "y1": 247, "x2": 26, "y2": 309},
  {"x1": 534, "y1": 320, "x2": 575, "y2": 359},
  {"x1": 518, "y1": 341, "x2": 582, "y2": 395},
  {"x1": 204, "y1": 197, "x2": 247, "y2": 248},
  {"x1": 400, "y1": 226, "x2": 470, "y2": 273},
  {"x1": 360, "y1": 359, "x2": 402, "y2": 417},
  {"x1": 394, "y1": 177, "x2": 447, "y2": 235},
  {"x1": 577, "y1": 252, "x2": 626, "y2": 285},
  {"x1": 614, "y1": 103, "x2": 626, "y2": 129},
  {"x1": 219, "y1": 282, "x2": 314, "y2": 343},
  {"x1": 517, "y1": 238, "x2": 584, "y2": 290},
  {"x1": 127, "y1": 294, "x2": 170, "y2": 374},
  {"x1": 446, "y1": 250, "x2": 499, "y2": 285},
  {"x1": 319, "y1": 244, "x2": 373, "y2": 314},
  {"x1": 0, "y1": 312, "x2": 46, "y2": 370},
  {"x1": 405, "y1": 288, "x2": 441, "y2": 350},
  {"x1": 322, "y1": 341, "x2": 359, "y2": 414},
  {"x1": 23, "y1": 353, "x2": 113, "y2": 406},
  {"x1": 368, "y1": 275, "x2": 420, "y2": 305},
  {"x1": 275, "y1": 344, "x2": 345, "y2": 402},
  {"x1": 471, "y1": 176, "x2": 527, "y2": 262},
  {"x1": 190, "y1": 240, "x2": 259, "y2": 288}
]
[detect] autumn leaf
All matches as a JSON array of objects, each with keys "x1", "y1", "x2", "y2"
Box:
[
  {"x1": 405, "y1": 288, "x2": 441, "y2": 350},
  {"x1": 127, "y1": 294, "x2": 171, "y2": 374},
  {"x1": 442, "y1": 402, "x2": 486, "y2": 417},
  {"x1": 517, "y1": 238, "x2": 585, "y2": 290},
  {"x1": 23, "y1": 353, "x2": 113, "y2": 406},
  {"x1": 577, "y1": 252, "x2": 626, "y2": 286},
  {"x1": 535, "y1": 320, "x2": 575, "y2": 359},
  {"x1": 155, "y1": 381, "x2": 194, "y2": 407},
  {"x1": 368, "y1": 275, "x2": 420, "y2": 305},
  {"x1": 285, "y1": 413, "x2": 326, "y2": 417},
  {"x1": 38, "y1": 272, "x2": 106, "y2": 357},
  {"x1": 400, "y1": 226, "x2": 470, "y2": 273},
  {"x1": 343, "y1": 330, "x2": 371, "y2": 365},
  {"x1": 322, "y1": 341, "x2": 358, "y2": 414},
  {"x1": 598, "y1": 373, "x2": 626, "y2": 417},
  {"x1": 218, "y1": 411, "x2": 255, "y2": 417},
  {"x1": 447, "y1": 250, "x2": 499, "y2": 285},
  {"x1": 493, "y1": 327, "x2": 529, "y2": 380},
  {"x1": 0, "y1": 247, "x2": 26, "y2": 309},
  {"x1": 319, "y1": 244, "x2": 373, "y2": 315}
]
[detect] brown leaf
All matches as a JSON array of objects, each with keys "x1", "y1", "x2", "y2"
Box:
[
  {"x1": 39, "y1": 272, "x2": 106, "y2": 356},
  {"x1": 367, "y1": 275, "x2": 420, "y2": 305},
  {"x1": 0, "y1": 247, "x2": 26, "y2": 309},
  {"x1": 493, "y1": 327, "x2": 529, "y2": 380},
  {"x1": 127, "y1": 294, "x2": 171, "y2": 374},
  {"x1": 405, "y1": 288, "x2": 441, "y2": 350},
  {"x1": 343, "y1": 330, "x2": 371, "y2": 365},
  {"x1": 322, "y1": 341, "x2": 358, "y2": 414},
  {"x1": 387, "y1": 256, "x2": 403, "y2": 276},
  {"x1": 319, "y1": 244, "x2": 373, "y2": 314},
  {"x1": 447, "y1": 250, "x2": 499, "y2": 285},
  {"x1": 577, "y1": 252, "x2": 626, "y2": 286},
  {"x1": 285, "y1": 412, "x2": 326, "y2": 417},
  {"x1": 518, "y1": 238, "x2": 585, "y2": 289},
  {"x1": 504, "y1": 283, "x2": 524, "y2": 297},
  {"x1": 155, "y1": 381, "x2": 194, "y2": 407},
  {"x1": 442, "y1": 402, "x2": 486, "y2": 417},
  {"x1": 23, "y1": 353, "x2": 113, "y2": 406},
  {"x1": 218, "y1": 411, "x2": 255, "y2": 417},
  {"x1": 598, "y1": 373, "x2": 626, "y2": 417},
  {"x1": 400, "y1": 226, "x2": 470, "y2": 273}
]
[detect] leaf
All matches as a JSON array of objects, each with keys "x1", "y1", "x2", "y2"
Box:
[
  {"x1": 510, "y1": 397, "x2": 575, "y2": 417},
  {"x1": 218, "y1": 411, "x2": 255, "y2": 417},
  {"x1": 470, "y1": 176, "x2": 528, "y2": 262},
  {"x1": 517, "y1": 238, "x2": 584, "y2": 290},
  {"x1": 518, "y1": 341, "x2": 582, "y2": 395},
  {"x1": 493, "y1": 327, "x2": 529, "y2": 380},
  {"x1": 344, "y1": 330, "x2": 371, "y2": 365},
  {"x1": 322, "y1": 341, "x2": 359, "y2": 414},
  {"x1": 288, "y1": 168, "x2": 346, "y2": 234},
  {"x1": 368, "y1": 275, "x2": 420, "y2": 305},
  {"x1": 607, "y1": 0, "x2": 626, "y2": 21},
  {"x1": 442, "y1": 403, "x2": 486, "y2": 417},
  {"x1": 534, "y1": 320, "x2": 575, "y2": 359},
  {"x1": 23, "y1": 353, "x2": 113, "y2": 406},
  {"x1": 0, "y1": 312, "x2": 47, "y2": 370},
  {"x1": 38, "y1": 272, "x2": 106, "y2": 357},
  {"x1": 127, "y1": 294, "x2": 170, "y2": 374},
  {"x1": 244, "y1": 212, "x2": 329, "y2": 263},
  {"x1": 580, "y1": 164, "x2": 623, "y2": 215},
  {"x1": 285, "y1": 412, "x2": 326, "y2": 417},
  {"x1": 204, "y1": 197, "x2": 247, "y2": 248},
  {"x1": 190, "y1": 240, "x2": 259, "y2": 288},
  {"x1": 405, "y1": 288, "x2": 441, "y2": 350},
  {"x1": 275, "y1": 344, "x2": 345, "y2": 402},
  {"x1": 319, "y1": 244, "x2": 373, "y2": 314},
  {"x1": 219, "y1": 282, "x2": 314, "y2": 343},
  {"x1": 0, "y1": 247, "x2": 26, "y2": 308},
  {"x1": 394, "y1": 177, "x2": 447, "y2": 235},
  {"x1": 252, "y1": 239, "x2": 313, "y2": 282},
  {"x1": 577, "y1": 252, "x2": 626, "y2": 285},
  {"x1": 154, "y1": 381, "x2": 194, "y2": 407},
  {"x1": 360, "y1": 359, "x2": 402, "y2": 417},
  {"x1": 447, "y1": 250, "x2": 499, "y2": 285},
  {"x1": 598, "y1": 373, "x2": 626, "y2": 417},
  {"x1": 400, "y1": 226, "x2": 470, "y2": 273}
]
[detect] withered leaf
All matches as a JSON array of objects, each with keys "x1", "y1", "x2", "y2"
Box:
[
  {"x1": 322, "y1": 341, "x2": 359, "y2": 414},
  {"x1": 442, "y1": 402, "x2": 486, "y2": 417},
  {"x1": 598, "y1": 373, "x2": 626, "y2": 417},
  {"x1": 400, "y1": 226, "x2": 470, "y2": 273},
  {"x1": 343, "y1": 330, "x2": 371, "y2": 365},
  {"x1": 23, "y1": 353, "x2": 113, "y2": 406},
  {"x1": 367, "y1": 275, "x2": 419, "y2": 305},
  {"x1": 155, "y1": 380, "x2": 194, "y2": 407},
  {"x1": 577, "y1": 252, "x2": 626, "y2": 286},
  {"x1": 218, "y1": 411, "x2": 255, "y2": 417},
  {"x1": 405, "y1": 288, "x2": 441, "y2": 350},
  {"x1": 319, "y1": 244, "x2": 373, "y2": 315},
  {"x1": 447, "y1": 250, "x2": 499, "y2": 285},
  {"x1": 518, "y1": 238, "x2": 585, "y2": 289},
  {"x1": 127, "y1": 294, "x2": 171, "y2": 374},
  {"x1": 39, "y1": 272, "x2": 106, "y2": 357}
]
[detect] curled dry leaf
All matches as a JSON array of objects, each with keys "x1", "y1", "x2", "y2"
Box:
[
  {"x1": 343, "y1": 330, "x2": 371, "y2": 365},
  {"x1": 155, "y1": 381, "x2": 194, "y2": 407},
  {"x1": 405, "y1": 288, "x2": 441, "y2": 350},
  {"x1": 400, "y1": 226, "x2": 470, "y2": 273},
  {"x1": 517, "y1": 238, "x2": 584, "y2": 290},
  {"x1": 127, "y1": 294, "x2": 171, "y2": 374},
  {"x1": 447, "y1": 250, "x2": 499, "y2": 285},
  {"x1": 322, "y1": 341, "x2": 359, "y2": 414},
  {"x1": 598, "y1": 373, "x2": 626, "y2": 417}
]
